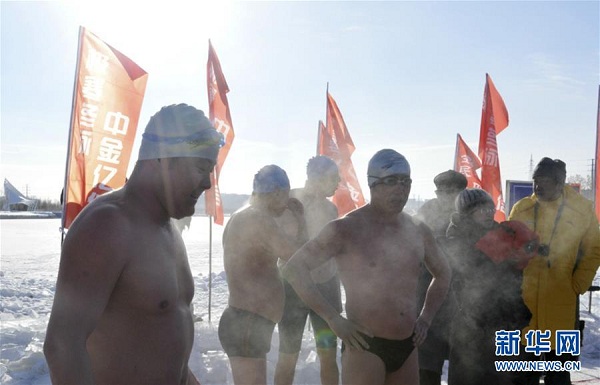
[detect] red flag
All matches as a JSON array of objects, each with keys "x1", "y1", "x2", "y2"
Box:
[
  {"x1": 454, "y1": 134, "x2": 482, "y2": 189},
  {"x1": 62, "y1": 26, "x2": 148, "y2": 230},
  {"x1": 205, "y1": 40, "x2": 235, "y2": 225},
  {"x1": 595, "y1": 85, "x2": 600, "y2": 221},
  {"x1": 478, "y1": 73, "x2": 509, "y2": 222},
  {"x1": 319, "y1": 93, "x2": 365, "y2": 216}
]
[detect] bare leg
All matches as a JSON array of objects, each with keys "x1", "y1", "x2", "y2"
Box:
[
  {"x1": 341, "y1": 348, "x2": 386, "y2": 385},
  {"x1": 317, "y1": 347, "x2": 340, "y2": 385},
  {"x1": 274, "y1": 352, "x2": 299, "y2": 385},
  {"x1": 229, "y1": 357, "x2": 267, "y2": 385}
]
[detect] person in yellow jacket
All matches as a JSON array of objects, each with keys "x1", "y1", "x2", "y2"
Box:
[{"x1": 509, "y1": 157, "x2": 600, "y2": 385}]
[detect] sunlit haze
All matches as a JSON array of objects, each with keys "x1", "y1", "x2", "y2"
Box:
[{"x1": 2, "y1": 1, "x2": 598, "y2": 203}]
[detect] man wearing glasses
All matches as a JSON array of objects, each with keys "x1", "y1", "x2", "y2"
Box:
[
  {"x1": 283, "y1": 149, "x2": 451, "y2": 385},
  {"x1": 509, "y1": 157, "x2": 600, "y2": 385}
]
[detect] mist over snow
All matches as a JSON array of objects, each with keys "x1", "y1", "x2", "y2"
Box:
[{"x1": 1, "y1": 218, "x2": 599, "y2": 384}]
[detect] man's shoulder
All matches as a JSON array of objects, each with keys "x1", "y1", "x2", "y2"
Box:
[
  {"x1": 229, "y1": 204, "x2": 260, "y2": 222},
  {"x1": 564, "y1": 186, "x2": 594, "y2": 214},
  {"x1": 70, "y1": 191, "x2": 131, "y2": 231},
  {"x1": 62, "y1": 194, "x2": 136, "y2": 260},
  {"x1": 289, "y1": 188, "x2": 304, "y2": 200},
  {"x1": 419, "y1": 199, "x2": 440, "y2": 211},
  {"x1": 402, "y1": 212, "x2": 430, "y2": 233},
  {"x1": 325, "y1": 209, "x2": 362, "y2": 234},
  {"x1": 510, "y1": 195, "x2": 536, "y2": 216}
]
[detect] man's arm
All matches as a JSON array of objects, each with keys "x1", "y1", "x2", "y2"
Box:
[
  {"x1": 414, "y1": 222, "x2": 451, "y2": 346},
  {"x1": 44, "y1": 207, "x2": 128, "y2": 385},
  {"x1": 572, "y1": 213, "x2": 600, "y2": 294},
  {"x1": 282, "y1": 221, "x2": 372, "y2": 350}
]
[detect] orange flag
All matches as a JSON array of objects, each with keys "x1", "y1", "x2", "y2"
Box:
[
  {"x1": 478, "y1": 74, "x2": 509, "y2": 222},
  {"x1": 205, "y1": 40, "x2": 234, "y2": 225},
  {"x1": 595, "y1": 85, "x2": 600, "y2": 221},
  {"x1": 454, "y1": 134, "x2": 482, "y2": 189},
  {"x1": 319, "y1": 93, "x2": 365, "y2": 216},
  {"x1": 62, "y1": 26, "x2": 148, "y2": 230}
]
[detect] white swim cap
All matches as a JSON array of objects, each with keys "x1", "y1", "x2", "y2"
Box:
[
  {"x1": 138, "y1": 104, "x2": 223, "y2": 161},
  {"x1": 367, "y1": 149, "x2": 411, "y2": 187}
]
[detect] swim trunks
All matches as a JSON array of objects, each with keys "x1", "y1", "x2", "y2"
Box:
[
  {"x1": 278, "y1": 278, "x2": 341, "y2": 353},
  {"x1": 342, "y1": 333, "x2": 415, "y2": 373},
  {"x1": 218, "y1": 306, "x2": 276, "y2": 359}
]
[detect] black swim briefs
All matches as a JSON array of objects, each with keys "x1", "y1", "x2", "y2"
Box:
[
  {"x1": 342, "y1": 333, "x2": 415, "y2": 373},
  {"x1": 218, "y1": 306, "x2": 276, "y2": 359}
]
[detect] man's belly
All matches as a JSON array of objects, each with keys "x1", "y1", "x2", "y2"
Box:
[
  {"x1": 345, "y1": 294, "x2": 417, "y2": 340},
  {"x1": 87, "y1": 305, "x2": 194, "y2": 385}
]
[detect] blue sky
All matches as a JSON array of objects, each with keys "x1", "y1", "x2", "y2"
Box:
[{"x1": 1, "y1": 1, "x2": 599, "y2": 203}]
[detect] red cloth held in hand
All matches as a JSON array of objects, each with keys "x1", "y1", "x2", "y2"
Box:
[{"x1": 475, "y1": 220, "x2": 539, "y2": 269}]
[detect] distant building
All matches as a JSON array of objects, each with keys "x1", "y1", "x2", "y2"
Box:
[{"x1": 2, "y1": 179, "x2": 38, "y2": 211}]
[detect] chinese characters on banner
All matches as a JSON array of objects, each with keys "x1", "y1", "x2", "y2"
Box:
[
  {"x1": 205, "y1": 40, "x2": 234, "y2": 226},
  {"x1": 62, "y1": 26, "x2": 148, "y2": 230},
  {"x1": 478, "y1": 73, "x2": 509, "y2": 222},
  {"x1": 319, "y1": 93, "x2": 365, "y2": 216},
  {"x1": 454, "y1": 133, "x2": 483, "y2": 189}
]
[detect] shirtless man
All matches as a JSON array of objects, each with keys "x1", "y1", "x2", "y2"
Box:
[
  {"x1": 275, "y1": 156, "x2": 342, "y2": 385},
  {"x1": 219, "y1": 165, "x2": 307, "y2": 385},
  {"x1": 44, "y1": 104, "x2": 222, "y2": 385},
  {"x1": 283, "y1": 149, "x2": 451, "y2": 385}
]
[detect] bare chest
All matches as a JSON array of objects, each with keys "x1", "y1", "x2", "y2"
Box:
[
  {"x1": 112, "y1": 230, "x2": 194, "y2": 315},
  {"x1": 337, "y1": 226, "x2": 424, "y2": 285}
]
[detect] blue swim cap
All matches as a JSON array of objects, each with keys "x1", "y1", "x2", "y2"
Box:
[
  {"x1": 253, "y1": 165, "x2": 290, "y2": 194},
  {"x1": 307, "y1": 156, "x2": 339, "y2": 180}
]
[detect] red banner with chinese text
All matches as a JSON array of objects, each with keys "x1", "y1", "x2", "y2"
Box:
[
  {"x1": 205, "y1": 40, "x2": 235, "y2": 225},
  {"x1": 320, "y1": 93, "x2": 365, "y2": 216},
  {"x1": 478, "y1": 74, "x2": 509, "y2": 222},
  {"x1": 62, "y1": 27, "x2": 148, "y2": 230},
  {"x1": 454, "y1": 134, "x2": 482, "y2": 189}
]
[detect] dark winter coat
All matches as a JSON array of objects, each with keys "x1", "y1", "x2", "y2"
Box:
[{"x1": 443, "y1": 215, "x2": 531, "y2": 385}]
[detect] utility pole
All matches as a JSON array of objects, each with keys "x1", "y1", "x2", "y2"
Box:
[
  {"x1": 590, "y1": 158, "x2": 595, "y2": 200},
  {"x1": 529, "y1": 154, "x2": 534, "y2": 179}
]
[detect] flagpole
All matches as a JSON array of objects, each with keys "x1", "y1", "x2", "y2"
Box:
[
  {"x1": 61, "y1": 26, "x2": 85, "y2": 245},
  {"x1": 208, "y1": 215, "x2": 213, "y2": 324},
  {"x1": 594, "y1": 84, "x2": 600, "y2": 219},
  {"x1": 316, "y1": 121, "x2": 321, "y2": 156},
  {"x1": 454, "y1": 134, "x2": 460, "y2": 171},
  {"x1": 325, "y1": 82, "x2": 329, "y2": 126}
]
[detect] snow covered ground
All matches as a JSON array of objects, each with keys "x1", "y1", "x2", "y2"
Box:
[{"x1": 1, "y1": 217, "x2": 599, "y2": 384}]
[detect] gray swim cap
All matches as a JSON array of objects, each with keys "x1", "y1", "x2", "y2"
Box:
[
  {"x1": 253, "y1": 165, "x2": 290, "y2": 194},
  {"x1": 367, "y1": 149, "x2": 411, "y2": 187},
  {"x1": 138, "y1": 104, "x2": 223, "y2": 161}
]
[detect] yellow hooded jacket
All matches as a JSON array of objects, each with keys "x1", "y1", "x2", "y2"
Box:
[{"x1": 508, "y1": 185, "x2": 600, "y2": 349}]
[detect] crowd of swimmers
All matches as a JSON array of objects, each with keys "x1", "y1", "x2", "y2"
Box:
[{"x1": 43, "y1": 104, "x2": 600, "y2": 385}]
